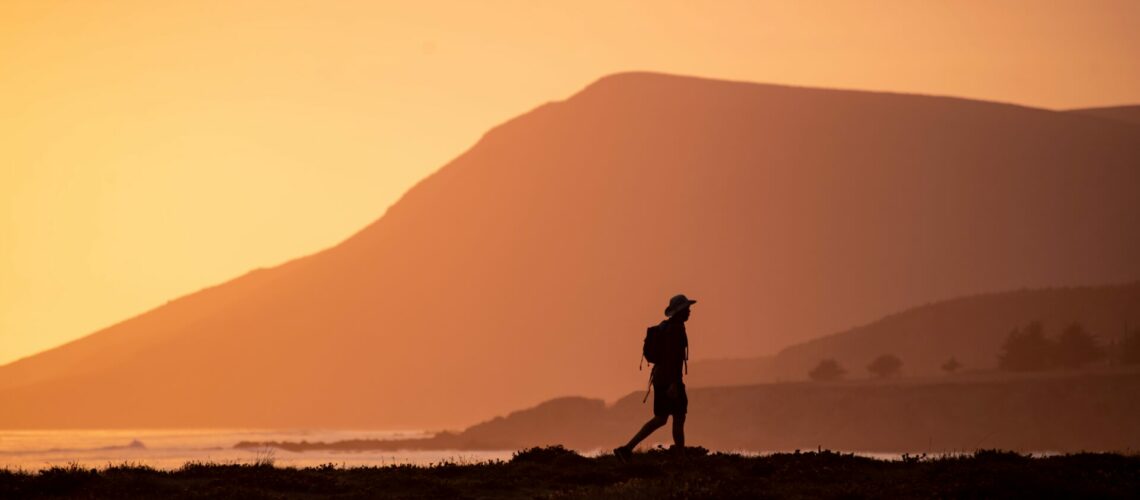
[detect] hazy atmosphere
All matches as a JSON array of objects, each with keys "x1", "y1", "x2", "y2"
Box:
[
  {"x1": 4, "y1": 0, "x2": 1140, "y2": 365},
  {"x1": 3, "y1": 2, "x2": 1140, "y2": 497}
]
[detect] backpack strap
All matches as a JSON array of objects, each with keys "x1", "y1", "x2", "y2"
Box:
[{"x1": 642, "y1": 365, "x2": 656, "y2": 403}]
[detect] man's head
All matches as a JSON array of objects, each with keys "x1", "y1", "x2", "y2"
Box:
[
  {"x1": 665, "y1": 294, "x2": 696, "y2": 321},
  {"x1": 674, "y1": 307, "x2": 691, "y2": 322}
]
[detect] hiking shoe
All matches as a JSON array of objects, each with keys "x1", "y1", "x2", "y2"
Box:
[{"x1": 613, "y1": 446, "x2": 633, "y2": 462}]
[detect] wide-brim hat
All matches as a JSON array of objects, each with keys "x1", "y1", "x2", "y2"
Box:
[{"x1": 665, "y1": 294, "x2": 697, "y2": 317}]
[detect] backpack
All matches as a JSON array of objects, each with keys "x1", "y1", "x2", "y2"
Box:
[
  {"x1": 640, "y1": 321, "x2": 689, "y2": 403},
  {"x1": 641, "y1": 323, "x2": 667, "y2": 366}
]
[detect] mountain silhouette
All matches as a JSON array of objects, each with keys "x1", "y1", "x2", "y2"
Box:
[
  {"x1": 2, "y1": 72, "x2": 1139, "y2": 429},
  {"x1": 1067, "y1": 105, "x2": 1140, "y2": 126}
]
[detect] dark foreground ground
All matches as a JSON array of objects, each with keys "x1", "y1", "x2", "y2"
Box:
[{"x1": 3, "y1": 447, "x2": 1138, "y2": 499}]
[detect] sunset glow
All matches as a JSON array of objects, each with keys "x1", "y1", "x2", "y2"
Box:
[{"x1": 3, "y1": 0, "x2": 1139, "y2": 366}]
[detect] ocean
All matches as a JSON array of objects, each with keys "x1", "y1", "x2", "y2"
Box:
[
  {"x1": 0, "y1": 429, "x2": 515, "y2": 471},
  {"x1": 2, "y1": 429, "x2": 982, "y2": 471}
]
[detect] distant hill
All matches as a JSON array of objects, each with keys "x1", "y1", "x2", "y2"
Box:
[
  {"x1": 2, "y1": 72, "x2": 1139, "y2": 429},
  {"x1": 242, "y1": 369, "x2": 1140, "y2": 453},
  {"x1": 689, "y1": 282, "x2": 1140, "y2": 385},
  {"x1": 1067, "y1": 105, "x2": 1140, "y2": 126}
]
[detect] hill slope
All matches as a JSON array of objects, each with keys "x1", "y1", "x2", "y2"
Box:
[
  {"x1": 2, "y1": 72, "x2": 1139, "y2": 428},
  {"x1": 1067, "y1": 105, "x2": 1140, "y2": 126},
  {"x1": 690, "y1": 282, "x2": 1140, "y2": 385},
  {"x1": 243, "y1": 369, "x2": 1140, "y2": 453},
  {"x1": 462, "y1": 369, "x2": 1140, "y2": 452}
]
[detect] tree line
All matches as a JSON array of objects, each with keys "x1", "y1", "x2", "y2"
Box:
[
  {"x1": 807, "y1": 323, "x2": 1140, "y2": 381},
  {"x1": 998, "y1": 321, "x2": 1140, "y2": 372}
]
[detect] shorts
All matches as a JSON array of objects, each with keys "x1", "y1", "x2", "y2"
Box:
[{"x1": 652, "y1": 381, "x2": 688, "y2": 417}]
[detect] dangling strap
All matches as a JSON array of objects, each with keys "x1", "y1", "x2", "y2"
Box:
[
  {"x1": 639, "y1": 354, "x2": 644, "y2": 371},
  {"x1": 642, "y1": 365, "x2": 656, "y2": 403},
  {"x1": 684, "y1": 346, "x2": 689, "y2": 374}
]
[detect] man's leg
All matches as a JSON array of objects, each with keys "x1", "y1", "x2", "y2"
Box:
[
  {"x1": 624, "y1": 415, "x2": 668, "y2": 449},
  {"x1": 672, "y1": 413, "x2": 685, "y2": 448}
]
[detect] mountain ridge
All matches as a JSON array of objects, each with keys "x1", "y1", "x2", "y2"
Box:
[{"x1": 3, "y1": 72, "x2": 1138, "y2": 429}]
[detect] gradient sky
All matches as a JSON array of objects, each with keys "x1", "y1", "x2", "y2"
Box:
[{"x1": 3, "y1": 0, "x2": 1139, "y2": 366}]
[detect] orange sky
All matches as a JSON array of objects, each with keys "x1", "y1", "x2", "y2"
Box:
[{"x1": 2, "y1": 0, "x2": 1139, "y2": 366}]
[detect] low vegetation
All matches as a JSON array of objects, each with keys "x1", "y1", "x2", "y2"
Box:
[
  {"x1": 997, "y1": 321, "x2": 1135, "y2": 372},
  {"x1": 3, "y1": 446, "x2": 1138, "y2": 499},
  {"x1": 866, "y1": 354, "x2": 903, "y2": 378},
  {"x1": 808, "y1": 358, "x2": 846, "y2": 381},
  {"x1": 805, "y1": 321, "x2": 1138, "y2": 382}
]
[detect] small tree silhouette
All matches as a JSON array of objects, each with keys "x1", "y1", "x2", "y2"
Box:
[
  {"x1": 1054, "y1": 322, "x2": 1104, "y2": 369},
  {"x1": 1120, "y1": 328, "x2": 1140, "y2": 365},
  {"x1": 809, "y1": 359, "x2": 846, "y2": 381},
  {"x1": 998, "y1": 321, "x2": 1054, "y2": 371},
  {"x1": 867, "y1": 354, "x2": 903, "y2": 378},
  {"x1": 941, "y1": 357, "x2": 962, "y2": 374}
]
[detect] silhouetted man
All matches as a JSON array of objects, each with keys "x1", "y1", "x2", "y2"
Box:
[{"x1": 614, "y1": 294, "x2": 694, "y2": 460}]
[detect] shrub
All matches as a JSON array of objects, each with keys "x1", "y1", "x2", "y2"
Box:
[
  {"x1": 998, "y1": 322, "x2": 1054, "y2": 371},
  {"x1": 510, "y1": 445, "x2": 588, "y2": 465},
  {"x1": 1054, "y1": 323, "x2": 1104, "y2": 369},
  {"x1": 809, "y1": 359, "x2": 845, "y2": 381},
  {"x1": 867, "y1": 354, "x2": 903, "y2": 378},
  {"x1": 941, "y1": 357, "x2": 962, "y2": 373}
]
